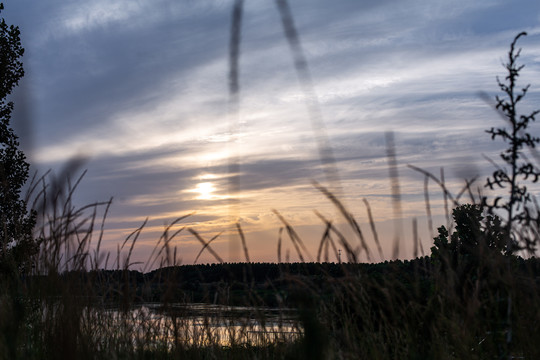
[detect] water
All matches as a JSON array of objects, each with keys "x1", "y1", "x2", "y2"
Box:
[{"x1": 90, "y1": 303, "x2": 302, "y2": 348}]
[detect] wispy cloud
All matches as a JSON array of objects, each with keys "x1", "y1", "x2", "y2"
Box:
[{"x1": 8, "y1": 0, "x2": 540, "y2": 264}]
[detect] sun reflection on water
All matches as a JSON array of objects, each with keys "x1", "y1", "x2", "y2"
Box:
[{"x1": 88, "y1": 303, "x2": 302, "y2": 349}]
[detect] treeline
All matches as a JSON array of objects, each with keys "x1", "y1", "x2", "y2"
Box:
[{"x1": 28, "y1": 256, "x2": 540, "y2": 308}]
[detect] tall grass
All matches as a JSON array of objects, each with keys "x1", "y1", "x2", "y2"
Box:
[{"x1": 0, "y1": 149, "x2": 539, "y2": 359}]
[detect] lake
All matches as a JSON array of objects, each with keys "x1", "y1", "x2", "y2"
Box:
[{"x1": 91, "y1": 303, "x2": 303, "y2": 348}]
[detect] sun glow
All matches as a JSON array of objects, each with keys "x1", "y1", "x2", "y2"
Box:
[{"x1": 194, "y1": 182, "x2": 217, "y2": 200}]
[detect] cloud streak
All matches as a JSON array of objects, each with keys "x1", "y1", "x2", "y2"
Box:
[{"x1": 7, "y1": 0, "x2": 540, "y2": 265}]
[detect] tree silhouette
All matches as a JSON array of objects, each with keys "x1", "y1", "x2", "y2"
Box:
[
  {"x1": 483, "y1": 32, "x2": 540, "y2": 254},
  {"x1": 0, "y1": 2, "x2": 36, "y2": 274},
  {"x1": 431, "y1": 204, "x2": 505, "y2": 274}
]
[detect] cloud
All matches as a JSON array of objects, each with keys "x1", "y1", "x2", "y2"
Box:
[
  {"x1": 7, "y1": 0, "x2": 540, "y2": 264},
  {"x1": 59, "y1": 1, "x2": 145, "y2": 34}
]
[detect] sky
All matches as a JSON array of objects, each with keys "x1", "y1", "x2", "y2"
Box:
[{"x1": 4, "y1": 0, "x2": 540, "y2": 268}]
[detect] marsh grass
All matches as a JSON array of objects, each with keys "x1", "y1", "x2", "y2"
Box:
[
  {"x1": 2, "y1": 126, "x2": 540, "y2": 360},
  {"x1": 1, "y1": 163, "x2": 539, "y2": 359}
]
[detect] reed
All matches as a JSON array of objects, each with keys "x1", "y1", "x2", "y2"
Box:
[{"x1": 1, "y1": 155, "x2": 538, "y2": 359}]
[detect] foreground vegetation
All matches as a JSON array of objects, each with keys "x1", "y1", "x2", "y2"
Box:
[
  {"x1": 1, "y1": 2, "x2": 540, "y2": 359},
  {"x1": 3, "y1": 196, "x2": 540, "y2": 359},
  {"x1": 3, "y1": 230, "x2": 540, "y2": 359}
]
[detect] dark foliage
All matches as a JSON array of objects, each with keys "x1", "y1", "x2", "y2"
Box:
[
  {"x1": 0, "y1": 2, "x2": 36, "y2": 275},
  {"x1": 484, "y1": 31, "x2": 540, "y2": 254}
]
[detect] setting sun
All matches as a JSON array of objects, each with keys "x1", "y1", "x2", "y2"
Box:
[{"x1": 194, "y1": 182, "x2": 216, "y2": 200}]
